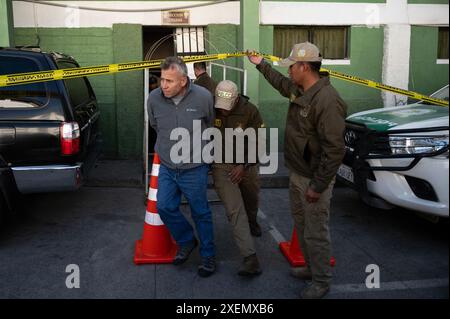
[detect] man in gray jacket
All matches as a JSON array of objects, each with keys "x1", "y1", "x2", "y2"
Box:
[{"x1": 147, "y1": 56, "x2": 216, "y2": 277}]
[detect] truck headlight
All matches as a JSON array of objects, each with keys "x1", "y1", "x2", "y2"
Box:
[{"x1": 389, "y1": 135, "x2": 449, "y2": 155}]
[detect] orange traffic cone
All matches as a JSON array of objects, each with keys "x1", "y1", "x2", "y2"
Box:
[
  {"x1": 279, "y1": 229, "x2": 336, "y2": 267},
  {"x1": 134, "y1": 154, "x2": 178, "y2": 264}
]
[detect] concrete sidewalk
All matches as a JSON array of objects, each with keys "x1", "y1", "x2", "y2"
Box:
[
  {"x1": 85, "y1": 153, "x2": 289, "y2": 189},
  {"x1": 85, "y1": 159, "x2": 144, "y2": 188}
]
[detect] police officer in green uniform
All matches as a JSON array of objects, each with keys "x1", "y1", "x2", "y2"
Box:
[
  {"x1": 193, "y1": 62, "x2": 217, "y2": 97},
  {"x1": 248, "y1": 43, "x2": 347, "y2": 299},
  {"x1": 212, "y1": 80, "x2": 264, "y2": 276}
]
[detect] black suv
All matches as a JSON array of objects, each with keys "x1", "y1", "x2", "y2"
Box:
[{"x1": 0, "y1": 47, "x2": 100, "y2": 202}]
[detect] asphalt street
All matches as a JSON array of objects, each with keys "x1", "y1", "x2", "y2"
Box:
[{"x1": 0, "y1": 178, "x2": 448, "y2": 299}]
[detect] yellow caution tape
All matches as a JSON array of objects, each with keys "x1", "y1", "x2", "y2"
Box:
[
  {"x1": 0, "y1": 53, "x2": 236, "y2": 87},
  {"x1": 0, "y1": 51, "x2": 447, "y2": 107},
  {"x1": 258, "y1": 52, "x2": 448, "y2": 107}
]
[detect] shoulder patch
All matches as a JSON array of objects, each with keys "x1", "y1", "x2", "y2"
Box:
[{"x1": 214, "y1": 118, "x2": 222, "y2": 128}]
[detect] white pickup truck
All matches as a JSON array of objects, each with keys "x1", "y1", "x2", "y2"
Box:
[{"x1": 337, "y1": 85, "x2": 449, "y2": 221}]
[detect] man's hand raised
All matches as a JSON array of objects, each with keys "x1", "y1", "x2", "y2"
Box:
[{"x1": 246, "y1": 50, "x2": 263, "y2": 65}]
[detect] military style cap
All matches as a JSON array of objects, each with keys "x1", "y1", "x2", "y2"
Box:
[
  {"x1": 277, "y1": 42, "x2": 322, "y2": 67},
  {"x1": 215, "y1": 80, "x2": 239, "y2": 111}
]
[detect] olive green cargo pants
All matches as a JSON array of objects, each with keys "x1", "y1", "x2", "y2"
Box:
[
  {"x1": 212, "y1": 164, "x2": 260, "y2": 257},
  {"x1": 289, "y1": 171, "x2": 335, "y2": 286}
]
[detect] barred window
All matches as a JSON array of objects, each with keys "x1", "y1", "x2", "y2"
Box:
[
  {"x1": 274, "y1": 26, "x2": 349, "y2": 59},
  {"x1": 437, "y1": 27, "x2": 449, "y2": 59},
  {"x1": 176, "y1": 27, "x2": 206, "y2": 56}
]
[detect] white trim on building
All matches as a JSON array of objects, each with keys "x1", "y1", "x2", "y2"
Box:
[
  {"x1": 322, "y1": 59, "x2": 351, "y2": 66},
  {"x1": 12, "y1": 1, "x2": 240, "y2": 27},
  {"x1": 260, "y1": 1, "x2": 449, "y2": 26},
  {"x1": 382, "y1": 23, "x2": 411, "y2": 107},
  {"x1": 16, "y1": 1, "x2": 447, "y2": 28},
  {"x1": 437, "y1": 59, "x2": 449, "y2": 65}
]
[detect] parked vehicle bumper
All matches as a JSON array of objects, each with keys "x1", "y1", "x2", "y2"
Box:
[
  {"x1": 12, "y1": 164, "x2": 83, "y2": 193},
  {"x1": 366, "y1": 157, "x2": 449, "y2": 217}
]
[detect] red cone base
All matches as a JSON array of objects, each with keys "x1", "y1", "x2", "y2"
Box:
[
  {"x1": 134, "y1": 240, "x2": 177, "y2": 264},
  {"x1": 134, "y1": 225, "x2": 178, "y2": 264},
  {"x1": 279, "y1": 229, "x2": 336, "y2": 267}
]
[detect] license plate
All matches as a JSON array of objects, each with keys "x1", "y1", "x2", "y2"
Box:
[{"x1": 337, "y1": 164, "x2": 354, "y2": 184}]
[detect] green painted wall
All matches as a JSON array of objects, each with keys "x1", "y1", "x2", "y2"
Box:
[
  {"x1": 262, "y1": 0, "x2": 385, "y2": 2},
  {"x1": 408, "y1": 0, "x2": 448, "y2": 4},
  {"x1": 206, "y1": 24, "x2": 241, "y2": 89},
  {"x1": 409, "y1": 26, "x2": 449, "y2": 95},
  {"x1": 240, "y1": 0, "x2": 260, "y2": 103},
  {"x1": 0, "y1": 0, "x2": 13, "y2": 47},
  {"x1": 14, "y1": 26, "x2": 143, "y2": 159},
  {"x1": 113, "y1": 24, "x2": 144, "y2": 159}
]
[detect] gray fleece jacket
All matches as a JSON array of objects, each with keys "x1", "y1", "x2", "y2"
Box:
[{"x1": 147, "y1": 81, "x2": 215, "y2": 170}]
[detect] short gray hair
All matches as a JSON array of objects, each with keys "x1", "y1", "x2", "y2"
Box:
[{"x1": 161, "y1": 56, "x2": 188, "y2": 77}]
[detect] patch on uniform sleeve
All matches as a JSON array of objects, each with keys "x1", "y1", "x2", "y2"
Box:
[{"x1": 214, "y1": 118, "x2": 222, "y2": 128}]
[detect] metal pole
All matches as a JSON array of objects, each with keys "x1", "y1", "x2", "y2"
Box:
[
  {"x1": 144, "y1": 69, "x2": 149, "y2": 195},
  {"x1": 243, "y1": 70, "x2": 248, "y2": 96}
]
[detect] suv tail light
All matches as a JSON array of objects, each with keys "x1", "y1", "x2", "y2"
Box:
[{"x1": 60, "y1": 122, "x2": 80, "y2": 155}]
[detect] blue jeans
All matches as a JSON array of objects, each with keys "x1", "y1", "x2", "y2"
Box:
[{"x1": 157, "y1": 164, "x2": 215, "y2": 257}]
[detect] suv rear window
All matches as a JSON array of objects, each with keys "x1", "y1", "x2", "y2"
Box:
[
  {"x1": 0, "y1": 56, "x2": 48, "y2": 108},
  {"x1": 57, "y1": 61, "x2": 93, "y2": 108}
]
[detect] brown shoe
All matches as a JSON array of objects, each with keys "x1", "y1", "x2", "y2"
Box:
[
  {"x1": 290, "y1": 267, "x2": 312, "y2": 280},
  {"x1": 238, "y1": 254, "x2": 262, "y2": 277},
  {"x1": 301, "y1": 283, "x2": 330, "y2": 299},
  {"x1": 249, "y1": 222, "x2": 262, "y2": 237}
]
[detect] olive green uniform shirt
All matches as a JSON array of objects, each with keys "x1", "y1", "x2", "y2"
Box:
[
  {"x1": 256, "y1": 60, "x2": 347, "y2": 193},
  {"x1": 214, "y1": 95, "x2": 264, "y2": 165},
  {"x1": 194, "y1": 72, "x2": 218, "y2": 97}
]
